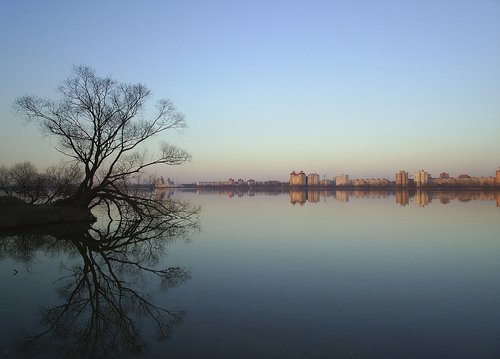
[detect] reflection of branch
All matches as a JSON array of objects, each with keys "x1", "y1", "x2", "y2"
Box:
[
  {"x1": 1, "y1": 194, "x2": 198, "y2": 358},
  {"x1": 31, "y1": 253, "x2": 186, "y2": 356}
]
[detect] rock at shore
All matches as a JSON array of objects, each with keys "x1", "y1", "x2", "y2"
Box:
[{"x1": 0, "y1": 196, "x2": 96, "y2": 230}]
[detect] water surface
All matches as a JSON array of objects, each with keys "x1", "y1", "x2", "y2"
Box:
[{"x1": 1, "y1": 190, "x2": 500, "y2": 358}]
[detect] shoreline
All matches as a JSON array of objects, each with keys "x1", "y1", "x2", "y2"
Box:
[
  {"x1": 0, "y1": 196, "x2": 95, "y2": 230},
  {"x1": 179, "y1": 184, "x2": 499, "y2": 191}
]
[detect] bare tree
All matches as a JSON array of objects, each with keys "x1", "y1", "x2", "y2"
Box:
[
  {"x1": 44, "y1": 162, "x2": 82, "y2": 203},
  {"x1": 2, "y1": 162, "x2": 47, "y2": 204},
  {"x1": 0, "y1": 165, "x2": 11, "y2": 195},
  {"x1": 0, "y1": 161, "x2": 82, "y2": 205},
  {"x1": 14, "y1": 65, "x2": 190, "y2": 208}
]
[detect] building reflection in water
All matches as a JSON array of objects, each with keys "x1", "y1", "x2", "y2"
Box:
[
  {"x1": 440, "y1": 196, "x2": 450, "y2": 205},
  {"x1": 335, "y1": 191, "x2": 349, "y2": 202},
  {"x1": 414, "y1": 190, "x2": 431, "y2": 207},
  {"x1": 308, "y1": 191, "x2": 320, "y2": 203},
  {"x1": 288, "y1": 189, "x2": 500, "y2": 207},
  {"x1": 290, "y1": 190, "x2": 307, "y2": 205},
  {"x1": 395, "y1": 190, "x2": 409, "y2": 206},
  {"x1": 289, "y1": 190, "x2": 332, "y2": 205}
]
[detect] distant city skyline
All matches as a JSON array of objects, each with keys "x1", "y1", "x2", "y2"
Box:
[
  {"x1": 192, "y1": 167, "x2": 500, "y2": 184},
  {"x1": 1, "y1": 1, "x2": 499, "y2": 183},
  {"x1": 184, "y1": 168, "x2": 500, "y2": 192}
]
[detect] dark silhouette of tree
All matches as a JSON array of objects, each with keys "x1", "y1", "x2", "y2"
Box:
[
  {"x1": 14, "y1": 65, "x2": 190, "y2": 209},
  {"x1": 0, "y1": 162, "x2": 46, "y2": 204},
  {"x1": 0, "y1": 161, "x2": 82, "y2": 204}
]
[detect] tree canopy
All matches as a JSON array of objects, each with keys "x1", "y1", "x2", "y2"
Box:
[{"x1": 15, "y1": 65, "x2": 190, "y2": 208}]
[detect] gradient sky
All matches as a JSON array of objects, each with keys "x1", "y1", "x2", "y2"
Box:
[{"x1": 1, "y1": 0, "x2": 499, "y2": 182}]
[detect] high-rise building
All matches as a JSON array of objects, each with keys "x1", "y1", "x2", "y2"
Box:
[
  {"x1": 320, "y1": 178, "x2": 333, "y2": 187},
  {"x1": 496, "y1": 168, "x2": 500, "y2": 186},
  {"x1": 335, "y1": 174, "x2": 349, "y2": 186},
  {"x1": 307, "y1": 173, "x2": 320, "y2": 186},
  {"x1": 395, "y1": 170, "x2": 409, "y2": 186},
  {"x1": 415, "y1": 170, "x2": 430, "y2": 187},
  {"x1": 290, "y1": 171, "x2": 307, "y2": 186}
]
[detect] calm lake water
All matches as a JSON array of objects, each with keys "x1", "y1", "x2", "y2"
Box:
[{"x1": 1, "y1": 190, "x2": 500, "y2": 358}]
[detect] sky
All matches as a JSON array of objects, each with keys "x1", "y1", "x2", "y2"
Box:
[{"x1": 0, "y1": 0, "x2": 499, "y2": 182}]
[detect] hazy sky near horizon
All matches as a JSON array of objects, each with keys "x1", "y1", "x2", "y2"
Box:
[{"x1": 1, "y1": 0, "x2": 499, "y2": 182}]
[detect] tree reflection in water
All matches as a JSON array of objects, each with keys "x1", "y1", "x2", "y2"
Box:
[{"x1": 0, "y1": 193, "x2": 199, "y2": 358}]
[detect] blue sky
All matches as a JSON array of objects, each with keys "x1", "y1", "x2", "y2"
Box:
[{"x1": 1, "y1": 0, "x2": 499, "y2": 182}]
